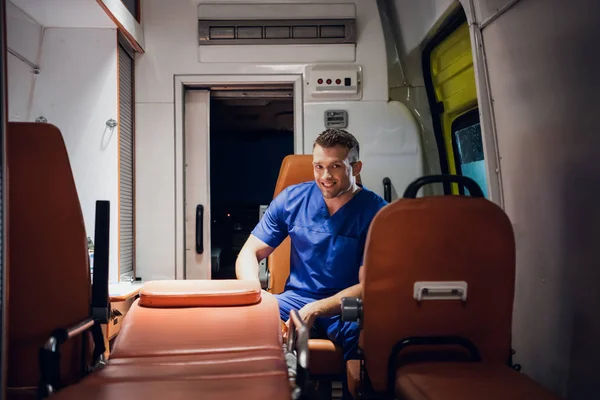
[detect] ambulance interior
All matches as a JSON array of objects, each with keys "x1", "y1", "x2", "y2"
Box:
[{"x1": 0, "y1": 0, "x2": 598, "y2": 399}]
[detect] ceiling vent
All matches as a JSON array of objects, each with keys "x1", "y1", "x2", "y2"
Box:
[{"x1": 198, "y1": 18, "x2": 356, "y2": 45}]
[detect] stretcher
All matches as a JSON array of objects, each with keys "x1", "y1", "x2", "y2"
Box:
[
  {"x1": 340, "y1": 175, "x2": 563, "y2": 400},
  {"x1": 44, "y1": 280, "x2": 310, "y2": 400}
]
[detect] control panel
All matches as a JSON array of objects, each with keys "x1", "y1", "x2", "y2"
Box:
[{"x1": 306, "y1": 65, "x2": 362, "y2": 101}]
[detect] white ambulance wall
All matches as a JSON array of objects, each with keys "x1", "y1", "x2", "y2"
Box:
[
  {"x1": 135, "y1": 0, "x2": 423, "y2": 280},
  {"x1": 392, "y1": 0, "x2": 457, "y2": 58},
  {"x1": 6, "y1": 1, "x2": 42, "y2": 121},
  {"x1": 29, "y1": 28, "x2": 120, "y2": 284},
  {"x1": 480, "y1": 0, "x2": 600, "y2": 397}
]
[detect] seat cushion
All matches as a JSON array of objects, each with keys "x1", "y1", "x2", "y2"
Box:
[
  {"x1": 139, "y1": 279, "x2": 262, "y2": 307},
  {"x1": 83, "y1": 354, "x2": 287, "y2": 383},
  {"x1": 308, "y1": 339, "x2": 344, "y2": 376},
  {"x1": 51, "y1": 372, "x2": 291, "y2": 400},
  {"x1": 110, "y1": 291, "x2": 282, "y2": 360},
  {"x1": 395, "y1": 362, "x2": 562, "y2": 400}
]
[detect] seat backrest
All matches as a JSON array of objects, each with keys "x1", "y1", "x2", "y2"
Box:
[
  {"x1": 361, "y1": 177, "x2": 516, "y2": 392},
  {"x1": 267, "y1": 155, "x2": 314, "y2": 294},
  {"x1": 7, "y1": 122, "x2": 92, "y2": 395},
  {"x1": 266, "y1": 154, "x2": 362, "y2": 294}
]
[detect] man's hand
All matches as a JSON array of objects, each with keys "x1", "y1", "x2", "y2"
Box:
[
  {"x1": 282, "y1": 278, "x2": 364, "y2": 340},
  {"x1": 298, "y1": 301, "x2": 323, "y2": 330},
  {"x1": 284, "y1": 301, "x2": 323, "y2": 334}
]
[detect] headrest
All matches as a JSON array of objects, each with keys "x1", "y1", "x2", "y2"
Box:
[
  {"x1": 273, "y1": 155, "x2": 314, "y2": 197},
  {"x1": 139, "y1": 280, "x2": 263, "y2": 307},
  {"x1": 273, "y1": 154, "x2": 362, "y2": 197}
]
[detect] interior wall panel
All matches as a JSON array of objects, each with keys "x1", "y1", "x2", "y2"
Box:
[{"x1": 482, "y1": 0, "x2": 600, "y2": 397}]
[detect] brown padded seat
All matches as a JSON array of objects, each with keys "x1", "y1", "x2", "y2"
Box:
[
  {"x1": 349, "y1": 177, "x2": 563, "y2": 399},
  {"x1": 360, "y1": 195, "x2": 516, "y2": 393},
  {"x1": 267, "y1": 155, "x2": 314, "y2": 294},
  {"x1": 139, "y1": 279, "x2": 262, "y2": 307},
  {"x1": 395, "y1": 363, "x2": 562, "y2": 400},
  {"x1": 7, "y1": 123, "x2": 93, "y2": 398},
  {"x1": 307, "y1": 339, "x2": 344, "y2": 375}
]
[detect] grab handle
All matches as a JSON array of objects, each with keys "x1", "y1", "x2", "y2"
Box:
[
  {"x1": 403, "y1": 175, "x2": 484, "y2": 198},
  {"x1": 196, "y1": 204, "x2": 204, "y2": 254},
  {"x1": 383, "y1": 177, "x2": 391, "y2": 202},
  {"x1": 413, "y1": 281, "x2": 468, "y2": 302}
]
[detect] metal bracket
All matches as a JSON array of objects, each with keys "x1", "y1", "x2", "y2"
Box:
[{"x1": 106, "y1": 118, "x2": 118, "y2": 129}]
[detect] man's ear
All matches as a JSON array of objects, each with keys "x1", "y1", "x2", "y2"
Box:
[{"x1": 352, "y1": 161, "x2": 363, "y2": 176}]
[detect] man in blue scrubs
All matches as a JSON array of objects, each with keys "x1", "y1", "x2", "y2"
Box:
[{"x1": 236, "y1": 129, "x2": 387, "y2": 398}]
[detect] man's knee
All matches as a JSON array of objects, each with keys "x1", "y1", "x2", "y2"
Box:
[{"x1": 326, "y1": 319, "x2": 360, "y2": 361}]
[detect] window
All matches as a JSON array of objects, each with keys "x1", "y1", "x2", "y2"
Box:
[
  {"x1": 121, "y1": 0, "x2": 140, "y2": 22},
  {"x1": 118, "y1": 33, "x2": 135, "y2": 280},
  {"x1": 451, "y1": 109, "x2": 488, "y2": 197}
]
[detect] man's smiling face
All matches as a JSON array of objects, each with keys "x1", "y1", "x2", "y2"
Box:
[{"x1": 312, "y1": 144, "x2": 354, "y2": 199}]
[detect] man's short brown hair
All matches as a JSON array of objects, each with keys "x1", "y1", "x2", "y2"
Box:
[{"x1": 314, "y1": 129, "x2": 360, "y2": 163}]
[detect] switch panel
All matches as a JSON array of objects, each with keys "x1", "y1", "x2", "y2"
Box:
[{"x1": 306, "y1": 65, "x2": 362, "y2": 101}]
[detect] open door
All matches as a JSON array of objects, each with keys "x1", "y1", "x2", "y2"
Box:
[
  {"x1": 184, "y1": 90, "x2": 211, "y2": 279},
  {"x1": 423, "y1": 9, "x2": 489, "y2": 197}
]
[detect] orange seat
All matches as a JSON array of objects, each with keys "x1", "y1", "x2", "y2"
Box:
[
  {"x1": 267, "y1": 154, "x2": 356, "y2": 379},
  {"x1": 6, "y1": 122, "x2": 108, "y2": 399},
  {"x1": 394, "y1": 363, "x2": 562, "y2": 400},
  {"x1": 342, "y1": 175, "x2": 562, "y2": 399}
]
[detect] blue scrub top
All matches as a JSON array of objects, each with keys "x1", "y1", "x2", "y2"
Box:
[{"x1": 252, "y1": 181, "x2": 388, "y2": 299}]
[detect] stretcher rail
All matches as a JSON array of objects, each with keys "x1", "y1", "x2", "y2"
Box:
[
  {"x1": 286, "y1": 308, "x2": 310, "y2": 399},
  {"x1": 38, "y1": 319, "x2": 106, "y2": 398},
  {"x1": 38, "y1": 200, "x2": 111, "y2": 399}
]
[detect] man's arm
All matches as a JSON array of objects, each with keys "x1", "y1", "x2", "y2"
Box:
[
  {"x1": 292, "y1": 268, "x2": 364, "y2": 329},
  {"x1": 309, "y1": 283, "x2": 362, "y2": 317},
  {"x1": 235, "y1": 234, "x2": 276, "y2": 282}
]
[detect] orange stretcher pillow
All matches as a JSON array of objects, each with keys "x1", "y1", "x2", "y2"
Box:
[{"x1": 139, "y1": 280, "x2": 262, "y2": 307}]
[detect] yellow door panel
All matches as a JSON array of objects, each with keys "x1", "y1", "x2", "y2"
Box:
[{"x1": 429, "y1": 21, "x2": 478, "y2": 192}]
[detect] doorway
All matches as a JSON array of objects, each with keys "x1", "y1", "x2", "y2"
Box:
[
  {"x1": 209, "y1": 89, "x2": 294, "y2": 279},
  {"x1": 181, "y1": 79, "x2": 300, "y2": 281}
]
